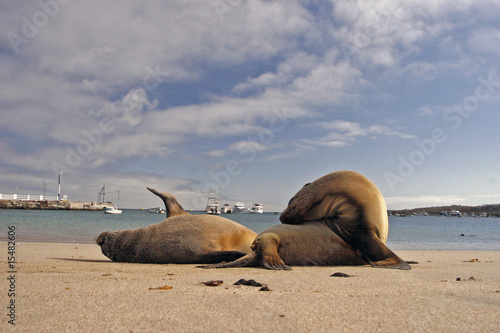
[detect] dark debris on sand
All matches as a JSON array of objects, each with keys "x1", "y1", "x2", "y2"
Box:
[{"x1": 234, "y1": 279, "x2": 270, "y2": 291}]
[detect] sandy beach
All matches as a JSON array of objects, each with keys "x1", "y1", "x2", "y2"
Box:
[{"x1": 3, "y1": 241, "x2": 499, "y2": 332}]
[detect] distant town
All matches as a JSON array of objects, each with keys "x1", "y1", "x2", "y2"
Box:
[{"x1": 389, "y1": 204, "x2": 500, "y2": 218}]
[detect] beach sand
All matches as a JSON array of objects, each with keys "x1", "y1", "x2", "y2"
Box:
[{"x1": 3, "y1": 241, "x2": 499, "y2": 332}]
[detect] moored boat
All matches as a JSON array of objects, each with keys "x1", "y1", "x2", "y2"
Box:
[
  {"x1": 104, "y1": 206, "x2": 122, "y2": 214},
  {"x1": 148, "y1": 207, "x2": 165, "y2": 214},
  {"x1": 233, "y1": 202, "x2": 247, "y2": 213},
  {"x1": 220, "y1": 204, "x2": 232, "y2": 214},
  {"x1": 205, "y1": 188, "x2": 220, "y2": 214},
  {"x1": 248, "y1": 203, "x2": 264, "y2": 214}
]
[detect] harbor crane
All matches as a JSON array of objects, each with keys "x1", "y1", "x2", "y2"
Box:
[{"x1": 98, "y1": 185, "x2": 120, "y2": 203}]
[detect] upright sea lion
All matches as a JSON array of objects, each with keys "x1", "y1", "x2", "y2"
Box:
[
  {"x1": 204, "y1": 171, "x2": 411, "y2": 270},
  {"x1": 97, "y1": 188, "x2": 258, "y2": 264}
]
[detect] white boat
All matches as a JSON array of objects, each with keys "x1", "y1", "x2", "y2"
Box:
[
  {"x1": 440, "y1": 210, "x2": 463, "y2": 217},
  {"x1": 205, "y1": 188, "x2": 220, "y2": 215},
  {"x1": 148, "y1": 207, "x2": 165, "y2": 214},
  {"x1": 104, "y1": 206, "x2": 122, "y2": 214},
  {"x1": 233, "y1": 202, "x2": 247, "y2": 213},
  {"x1": 220, "y1": 204, "x2": 232, "y2": 214},
  {"x1": 248, "y1": 203, "x2": 264, "y2": 214}
]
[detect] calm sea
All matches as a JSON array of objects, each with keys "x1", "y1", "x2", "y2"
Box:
[{"x1": 1, "y1": 209, "x2": 499, "y2": 251}]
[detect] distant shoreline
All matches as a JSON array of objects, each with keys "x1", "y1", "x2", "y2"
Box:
[
  {"x1": 0, "y1": 199, "x2": 114, "y2": 211},
  {"x1": 389, "y1": 203, "x2": 500, "y2": 218}
]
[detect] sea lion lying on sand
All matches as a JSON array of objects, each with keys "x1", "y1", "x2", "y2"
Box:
[
  {"x1": 97, "y1": 188, "x2": 257, "y2": 264},
  {"x1": 203, "y1": 171, "x2": 411, "y2": 270}
]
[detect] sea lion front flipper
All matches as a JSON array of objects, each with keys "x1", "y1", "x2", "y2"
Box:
[
  {"x1": 255, "y1": 233, "x2": 291, "y2": 270},
  {"x1": 147, "y1": 187, "x2": 190, "y2": 218},
  {"x1": 261, "y1": 257, "x2": 291, "y2": 270}
]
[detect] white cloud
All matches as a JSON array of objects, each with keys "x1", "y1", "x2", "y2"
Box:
[
  {"x1": 331, "y1": 0, "x2": 500, "y2": 70},
  {"x1": 205, "y1": 150, "x2": 227, "y2": 158},
  {"x1": 228, "y1": 141, "x2": 267, "y2": 153},
  {"x1": 265, "y1": 151, "x2": 301, "y2": 161},
  {"x1": 233, "y1": 50, "x2": 364, "y2": 109},
  {"x1": 233, "y1": 52, "x2": 320, "y2": 94},
  {"x1": 2, "y1": 1, "x2": 313, "y2": 86},
  {"x1": 0, "y1": 0, "x2": 316, "y2": 154},
  {"x1": 302, "y1": 137, "x2": 351, "y2": 149},
  {"x1": 418, "y1": 107, "x2": 435, "y2": 116},
  {"x1": 101, "y1": 88, "x2": 158, "y2": 127},
  {"x1": 468, "y1": 28, "x2": 500, "y2": 56},
  {"x1": 305, "y1": 120, "x2": 415, "y2": 148},
  {"x1": 367, "y1": 125, "x2": 415, "y2": 140},
  {"x1": 288, "y1": 60, "x2": 364, "y2": 106},
  {"x1": 320, "y1": 120, "x2": 368, "y2": 136}
]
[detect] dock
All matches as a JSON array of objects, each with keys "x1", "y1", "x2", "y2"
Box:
[{"x1": 0, "y1": 199, "x2": 113, "y2": 211}]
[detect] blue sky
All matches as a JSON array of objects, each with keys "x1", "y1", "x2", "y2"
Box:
[{"x1": 1, "y1": 0, "x2": 499, "y2": 211}]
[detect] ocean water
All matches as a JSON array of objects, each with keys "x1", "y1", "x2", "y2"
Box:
[{"x1": 1, "y1": 209, "x2": 499, "y2": 251}]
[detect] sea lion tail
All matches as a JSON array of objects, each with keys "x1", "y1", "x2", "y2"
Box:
[
  {"x1": 147, "y1": 187, "x2": 190, "y2": 218},
  {"x1": 198, "y1": 252, "x2": 259, "y2": 269}
]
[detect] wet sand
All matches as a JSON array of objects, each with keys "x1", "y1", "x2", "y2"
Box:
[{"x1": 3, "y1": 241, "x2": 499, "y2": 332}]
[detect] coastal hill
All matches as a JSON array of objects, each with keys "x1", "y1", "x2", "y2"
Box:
[{"x1": 390, "y1": 203, "x2": 500, "y2": 218}]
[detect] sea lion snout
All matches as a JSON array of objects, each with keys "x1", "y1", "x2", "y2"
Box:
[
  {"x1": 280, "y1": 195, "x2": 306, "y2": 224},
  {"x1": 280, "y1": 187, "x2": 318, "y2": 224}
]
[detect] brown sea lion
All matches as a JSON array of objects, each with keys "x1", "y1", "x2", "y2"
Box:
[
  {"x1": 204, "y1": 171, "x2": 411, "y2": 270},
  {"x1": 96, "y1": 188, "x2": 258, "y2": 264}
]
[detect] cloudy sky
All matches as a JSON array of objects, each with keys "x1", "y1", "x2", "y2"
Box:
[{"x1": 1, "y1": 0, "x2": 499, "y2": 211}]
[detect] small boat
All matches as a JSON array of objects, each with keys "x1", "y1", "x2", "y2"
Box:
[
  {"x1": 104, "y1": 206, "x2": 122, "y2": 214},
  {"x1": 233, "y1": 202, "x2": 247, "y2": 213},
  {"x1": 148, "y1": 207, "x2": 165, "y2": 214},
  {"x1": 205, "y1": 188, "x2": 220, "y2": 215},
  {"x1": 248, "y1": 203, "x2": 264, "y2": 214},
  {"x1": 220, "y1": 204, "x2": 232, "y2": 214}
]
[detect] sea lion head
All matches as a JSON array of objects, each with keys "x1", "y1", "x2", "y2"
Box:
[
  {"x1": 280, "y1": 182, "x2": 319, "y2": 224},
  {"x1": 280, "y1": 171, "x2": 369, "y2": 226},
  {"x1": 96, "y1": 231, "x2": 118, "y2": 261}
]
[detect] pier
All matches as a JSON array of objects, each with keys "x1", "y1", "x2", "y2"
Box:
[{"x1": 0, "y1": 193, "x2": 113, "y2": 211}]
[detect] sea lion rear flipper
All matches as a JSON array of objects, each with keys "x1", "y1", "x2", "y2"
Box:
[
  {"x1": 201, "y1": 251, "x2": 249, "y2": 264},
  {"x1": 326, "y1": 220, "x2": 411, "y2": 270},
  {"x1": 357, "y1": 238, "x2": 411, "y2": 270},
  {"x1": 147, "y1": 187, "x2": 190, "y2": 218},
  {"x1": 199, "y1": 252, "x2": 259, "y2": 269}
]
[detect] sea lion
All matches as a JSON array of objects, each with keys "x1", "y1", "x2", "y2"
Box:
[
  {"x1": 204, "y1": 171, "x2": 411, "y2": 270},
  {"x1": 96, "y1": 188, "x2": 258, "y2": 264}
]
